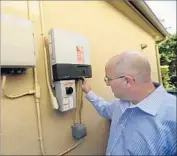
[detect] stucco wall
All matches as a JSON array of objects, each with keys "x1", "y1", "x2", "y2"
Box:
[{"x1": 0, "y1": 1, "x2": 159, "y2": 155}]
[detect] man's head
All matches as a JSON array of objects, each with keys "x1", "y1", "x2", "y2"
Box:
[{"x1": 105, "y1": 51, "x2": 152, "y2": 101}]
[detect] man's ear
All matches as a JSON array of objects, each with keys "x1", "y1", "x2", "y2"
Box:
[{"x1": 125, "y1": 76, "x2": 135, "y2": 88}]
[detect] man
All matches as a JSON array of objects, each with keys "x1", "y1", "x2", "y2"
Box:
[{"x1": 82, "y1": 51, "x2": 176, "y2": 155}]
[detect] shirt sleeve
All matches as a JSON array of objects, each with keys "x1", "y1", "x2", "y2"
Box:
[{"x1": 85, "y1": 90, "x2": 116, "y2": 120}]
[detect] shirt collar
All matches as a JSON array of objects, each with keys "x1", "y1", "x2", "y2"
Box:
[{"x1": 130, "y1": 82, "x2": 167, "y2": 116}]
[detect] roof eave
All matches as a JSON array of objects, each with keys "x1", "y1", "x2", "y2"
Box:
[
  {"x1": 126, "y1": 0, "x2": 169, "y2": 38},
  {"x1": 108, "y1": 0, "x2": 169, "y2": 40}
]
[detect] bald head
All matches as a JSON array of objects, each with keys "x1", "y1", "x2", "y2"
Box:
[{"x1": 106, "y1": 51, "x2": 151, "y2": 83}]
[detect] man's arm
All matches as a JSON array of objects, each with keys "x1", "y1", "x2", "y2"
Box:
[
  {"x1": 82, "y1": 78, "x2": 115, "y2": 119},
  {"x1": 85, "y1": 90, "x2": 115, "y2": 119}
]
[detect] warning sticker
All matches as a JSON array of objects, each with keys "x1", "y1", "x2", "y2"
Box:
[
  {"x1": 76, "y1": 46, "x2": 84, "y2": 64},
  {"x1": 64, "y1": 81, "x2": 74, "y2": 87}
]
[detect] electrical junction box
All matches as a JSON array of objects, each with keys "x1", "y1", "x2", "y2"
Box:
[
  {"x1": 72, "y1": 123, "x2": 87, "y2": 140},
  {"x1": 48, "y1": 28, "x2": 92, "y2": 111},
  {"x1": 1, "y1": 14, "x2": 36, "y2": 68}
]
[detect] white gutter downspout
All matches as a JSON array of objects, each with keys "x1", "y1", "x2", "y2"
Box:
[{"x1": 155, "y1": 36, "x2": 169, "y2": 83}]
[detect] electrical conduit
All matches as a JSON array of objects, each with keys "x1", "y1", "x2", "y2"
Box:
[
  {"x1": 38, "y1": 1, "x2": 58, "y2": 110},
  {"x1": 57, "y1": 79, "x2": 84, "y2": 156},
  {"x1": 38, "y1": 1, "x2": 84, "y2": 155},
  {"x1": 27, "y1": 1, "x2": 45, "y2": 155}
]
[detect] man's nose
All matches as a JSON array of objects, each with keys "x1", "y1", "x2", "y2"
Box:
[{"x1": 106, "y1": 81, "x2": 110, "y2": 86}]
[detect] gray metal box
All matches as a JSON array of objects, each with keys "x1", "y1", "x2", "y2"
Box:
[{"x1": 72, "y1": 123, "x2": 87, "y2": 140}]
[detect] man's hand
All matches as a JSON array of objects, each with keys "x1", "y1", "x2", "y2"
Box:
[{"x1": 82, "y1": 77, "x2": 91, "y2": 94}]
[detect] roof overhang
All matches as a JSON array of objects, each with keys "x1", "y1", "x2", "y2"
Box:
[{"x1": 107, "y1": 0, "x2": 169, "y2": 40}]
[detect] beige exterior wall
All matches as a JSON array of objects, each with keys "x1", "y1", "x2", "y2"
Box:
[{"x1": 0, "y1": 1, "x2": 159, "y2": 155}]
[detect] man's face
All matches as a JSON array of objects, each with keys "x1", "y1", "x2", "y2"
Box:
[{"x1": 105, "y1": 65, "x2": 128, "y2": 99}]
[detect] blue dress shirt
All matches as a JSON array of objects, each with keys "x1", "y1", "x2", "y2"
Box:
[{"x1": 85, "y1": 83, "x2": 176, "y2": 155}]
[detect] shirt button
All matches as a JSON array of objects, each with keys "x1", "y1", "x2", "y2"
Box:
[{"x1": 119, "y1": 124, "x2": 124, "y2": 128}]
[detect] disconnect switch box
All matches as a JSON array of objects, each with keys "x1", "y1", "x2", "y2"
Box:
[{"x1": 54, "y1": 80, "x2": 76, "y2": 112}]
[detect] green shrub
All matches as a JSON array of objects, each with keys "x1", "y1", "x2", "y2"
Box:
[
  {"x1": 158, "y1": 34, "x2": 177, "y2": 90},
  {"x1": 160, "y1": 66, "x2": 170, "y2": 89}
]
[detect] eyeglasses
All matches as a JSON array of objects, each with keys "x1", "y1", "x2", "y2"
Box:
[{"x1": 104, "y1": 75, "x2": 125, "y2": 84}]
